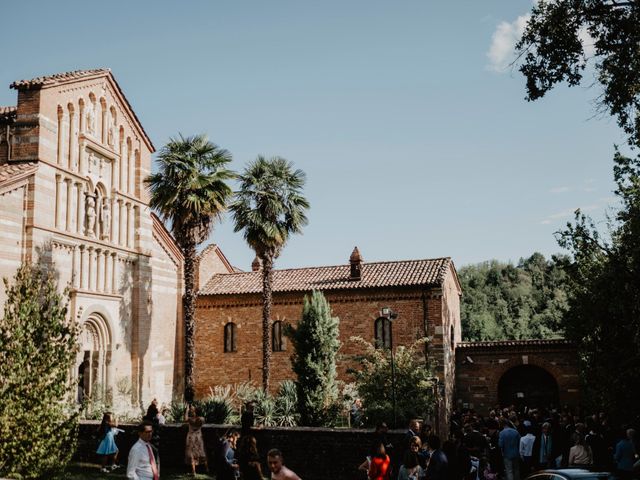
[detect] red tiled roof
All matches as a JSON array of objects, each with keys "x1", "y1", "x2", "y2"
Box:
[
  {"x1": 200, "y1": 257, "x2": 452, "y2": 295},
  {"x1": 10, "y1": 69, "x2": 110, "y2": 89},
  {"x1": 0, "y1": 106, "x2": 17, "y2": 122},
  {"x1": 0, "y1": 162, "x2": 37, "y2": 186},
  {"x1": 456, "y1": 339, "x2": 573, "y2": 349}
]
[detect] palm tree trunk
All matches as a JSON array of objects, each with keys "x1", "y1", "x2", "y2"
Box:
[
  {"x1": 183, "y1": 242, "x2": 197, "y2": 402},
  {"x1": 261, "y1": 255, "x2": 274, "y2": 392}
]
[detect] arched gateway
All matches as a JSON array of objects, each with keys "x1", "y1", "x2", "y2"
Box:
[{"x1": 455, "y1": 339, "x2": 579, "y2": 414}]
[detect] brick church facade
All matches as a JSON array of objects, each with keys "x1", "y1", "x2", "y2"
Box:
[{"x1": 0, "y1": 69, "x2": 579, "y2": 425}]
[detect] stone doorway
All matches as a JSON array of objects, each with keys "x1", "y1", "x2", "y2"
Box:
[
  {"x1": 497, "y1": 364, "x2": 559, "y2": 409},
  {"x1": 76, "y1": 312, "x2": 111, "y2": 403}
]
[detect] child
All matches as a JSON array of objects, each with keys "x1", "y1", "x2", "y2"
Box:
[{"x1": 96, "y1": 412, "x2": 123, "y2": 473}]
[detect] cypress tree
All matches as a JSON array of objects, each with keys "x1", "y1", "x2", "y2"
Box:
[{"x1": 287, "y1": 290, "x2": 340, "y2": 426}]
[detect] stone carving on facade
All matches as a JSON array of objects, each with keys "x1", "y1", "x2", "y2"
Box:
[
  {"x1": 85, "y1": 195, "x2": 96, "y2": 237},
  {"x1": 85, "y1": 102, "x2": 96, "y2": 136},
  {"x1": 100, "y1": 198, "x2": 111, "y2": 240},
  {"x1": 107, "y1": 111, "x2": 116, "y2": 147}
]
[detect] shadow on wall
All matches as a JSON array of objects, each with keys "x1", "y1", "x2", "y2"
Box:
[
  {"x1": 118, "y1": 254, "x2": 153, "y2": 410},
  {"x1": 33, "y1": 241, "x2": 61, "y2": 287}
]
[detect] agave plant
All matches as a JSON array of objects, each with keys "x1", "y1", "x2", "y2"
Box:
[
  {"x1": 252, "y1": 389, "x2": 277, "y2": 427},
  {"x1": 275, "y1": 380, "x2": 299, "y2": 427},
  {"x1": 195, "y1": 398, "x2": 233, "y2": 424}
]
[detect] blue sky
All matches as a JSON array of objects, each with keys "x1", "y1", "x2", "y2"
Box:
[{"x1": 0, "y1": 1, "x2": 625, "y2": 270}]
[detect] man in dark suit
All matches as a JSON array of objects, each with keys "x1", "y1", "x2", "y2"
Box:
[
  {"x1": 532, "y1": 422, "x2": 556, "y2": 469},
  {"x1": 426, "y1": 435, "x2": 449, "y2": 480}
]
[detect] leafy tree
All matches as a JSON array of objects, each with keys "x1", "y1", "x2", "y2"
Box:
[
  {"x1": 287, "y1": 290, "x2": 340, "y2": 426},
  {"x1": 516, "y1": 0, "x2": 640, "y2": 146},
  {"x1": 348, "y1": 337, "x2": 435, "y2": 428},
  {"x1": 145, "y1": 134, "x2": 234, "y2": 402},
  {"x1": 0, "y1": 264, "x2": 79, "y2": 479},
  {"x1": 459, "y1": 253, "x2": 569, "y2": 341},
  {"x1": 555, "y1": 149, "x2": 640, "y2": 423},
  {"x1": 230, "y1": 156, "x2": 310, "y2": 391}
]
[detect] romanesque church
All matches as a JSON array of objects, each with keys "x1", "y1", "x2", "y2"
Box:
[{"x1": 0, "y1": 69, "x2": 578, "y2": 430}]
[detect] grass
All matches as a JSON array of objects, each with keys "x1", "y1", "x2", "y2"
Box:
[{"x1": 61, "y1": 462, "x2": 216, "y2": 479}]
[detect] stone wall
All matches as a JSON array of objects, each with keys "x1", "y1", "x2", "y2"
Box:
[
  {"x1": 455, "y1": 340, "x2": 580, "y2": 415},
  {"x1": 76, "y1": 421, "x2": 406, "y2": 480}
]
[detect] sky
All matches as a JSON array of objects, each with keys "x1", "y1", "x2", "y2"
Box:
[{"x1": 0, "y1": 1, "x2": 626, "y2": 271}]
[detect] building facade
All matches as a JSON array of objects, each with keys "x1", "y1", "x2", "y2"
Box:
[
  {"x1": 0, "y1": 69, "x2": 184, "y2": 409},
  {"x1": 194, "y1": 248, "x2": 462, "y2": 433}
]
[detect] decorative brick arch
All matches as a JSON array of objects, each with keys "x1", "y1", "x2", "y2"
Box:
[{"x1": 455, "y1": 339, "x2": 580, "y2": 414}]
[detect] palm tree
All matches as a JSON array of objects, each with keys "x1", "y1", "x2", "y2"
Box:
[
  {"x1": 145, "y1": 134, "x2": 234, "y2": 402},
  {"x1": 231, "y1": 156, "x2": 309, "y2": 391}
]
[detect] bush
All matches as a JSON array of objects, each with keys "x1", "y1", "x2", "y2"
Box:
[
  {"x1": 0, "y1": 264, "x2": 80, "y2": 478},
  {"x1": 348, "y1": 336, "x2": 435, "y2": 428},
  {"x1": 274, "y1": 380, "x2": 300, "y2": 427},
  {"x1": 195, "y1": 397, "x2": 233, "y2": 424}
]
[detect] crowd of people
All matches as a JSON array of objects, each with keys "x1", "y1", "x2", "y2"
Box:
[
  {"x1": 356, "y1": 406, "x2": 639, "y2": 480},
  {"x1": 92, "y1": 401, "x2": 639, "y2": 480},
  {"x1": 353, "y1": 406, "x2": 640, "y2": 480},
  {"x1": 94, "y1": 399, "x2": 302, "y2": 479}
]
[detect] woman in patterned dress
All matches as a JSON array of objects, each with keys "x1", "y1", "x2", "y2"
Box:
[{"x1": 184, "y1": 404, "x2": 209, "y2": 475}]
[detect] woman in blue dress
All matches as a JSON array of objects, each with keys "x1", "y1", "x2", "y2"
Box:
[{"x1": 96, "y1": 412, "x2": 123, "y2": 473}]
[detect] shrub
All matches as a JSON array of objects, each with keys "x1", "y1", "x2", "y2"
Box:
[
  {"x1": 348, "y1": 336, "x2": 435, "y2": 428},
  {"x1": 0, "y1": 264, "x2": 80, "y2": 478},
  {"x1": 195, "y1": 397, "x2": 233, "y2": 424},
  {"x1": 274, "y1": 380, "x2": 300, "y2": 427}
]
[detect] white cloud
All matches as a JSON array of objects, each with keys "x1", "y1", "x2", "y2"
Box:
[
  {"x1": 539, "y1": 205, "x2": 598, "y2": 225},
  {"x1": 486, "y1": 14, "x2": 530, "y2": 73}
]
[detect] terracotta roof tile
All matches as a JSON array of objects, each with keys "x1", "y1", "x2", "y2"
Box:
[
  {"x1": 10, "y1": 69, "x2": 110, "y2": 89},
  {"x1": 0, "y1": 106, "x2": 17, "y2": 123},
  {"x1": 200, "y1": 257, "x2": 451, "y2": 295},
  {"x1": 0, "y1": 162, "x2": 37, "y2": 186},
  {"x1": 456, "y1": 339, "x2": 573, "y2": 349}
]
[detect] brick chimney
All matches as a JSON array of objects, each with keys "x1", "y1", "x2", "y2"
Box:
[
  {"x1": 251, "y1": 255, "x2": 262, "y2": 272},
  {"x1": 349, "y1": 247, "x2": 362, "y2": 280}
]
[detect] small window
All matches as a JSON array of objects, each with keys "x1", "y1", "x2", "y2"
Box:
[
  {"x1": 224, "y1": 322, "x2": 237, "y2": 353},
  {"x1": 272, "y1": 321, "x2": 286, "y2": 352},
  {"x1": 450, "y1": 324, "x2": 455, "y2": 350},
  {"x1": 374, "y1": 317, "x2": 392, "y2": 349}
]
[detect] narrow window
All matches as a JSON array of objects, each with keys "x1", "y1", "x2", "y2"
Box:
[
  {"x1": 224, "y1": 322, "x2": 237, "y2": 353},
  {"x1": 374, "y1": 317, "x2": 392, "y2": 349},
  {"x1": 272, "y1": 321, "x2": 285, "y2": 352}
]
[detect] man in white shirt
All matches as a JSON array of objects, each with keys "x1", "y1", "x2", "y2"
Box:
[
  {"x1": 267, "y1": 449, "x2": 301, "y2": 480},
  {"x1": 127, "y1": 421, "x2": 160, "y2": 480},
  {"x1": 519, "y1": 421, "x2": 536, "y2": 476}
]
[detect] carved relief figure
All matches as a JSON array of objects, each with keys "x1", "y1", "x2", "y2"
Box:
[
  {"x1": 85, "y1": 195, "x2": 96, "y2": 237},
  {"x1": 85, "y1": 102, "x2": 96, "y2": 136},
  {"x1": 100, "y1": 198, "x2": 111, "y2": 240},
  {"x1": 107, "y1": 111, "x2": 116, "y2": 147}
]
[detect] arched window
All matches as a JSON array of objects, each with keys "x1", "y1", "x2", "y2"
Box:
[
  {"x1": 272, "y1": 321, "x2": 286, "y2": 352},
  {"x1": 374, "y1": 317, "x2": 392, "y2": 349},
  {"x1": 224, "y1": 322, "x2": 237, "y2": 353}
]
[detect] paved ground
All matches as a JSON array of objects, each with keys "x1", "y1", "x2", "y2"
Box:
[{"x1": 63, "y1": 462, "x2": 215, "y2": 479}]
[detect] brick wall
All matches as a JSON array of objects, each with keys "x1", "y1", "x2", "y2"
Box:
[
  {"x1": 76, "y1": 421, "x2": 406, "y2": 480},
  {"x1": 454, "y1": 340, "x2": 580, "y2": 415}
]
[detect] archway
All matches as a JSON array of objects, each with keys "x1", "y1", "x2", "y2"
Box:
[
  {"x1": 497, "y1": 364, "x2": 559, "y2": 409},
  {"x1": 77, "y1": 312, "x2": 111, "y2": 403}
]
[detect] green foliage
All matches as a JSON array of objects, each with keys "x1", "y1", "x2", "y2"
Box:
[
  {"x1": 195, "y1": 397, "x2": 233, "y2": 424},
  {"x1": 166, "y1": 401, "x2": 188, "y2": 424},
  {"x1": 556, "y1": 149, "x2": 640, "y2": 423},
  {"x1": 230, "y1": 156, "x2": 310, "y2": 261},
  {"x1": 146, "y1": 134, "x2": 234, "y2": 248},
  {"x1": 0, "y1": 264, "x2": 80, "y2": 478},
  {"x1": 348, "y1": 337, "x2": 435, "y2": 428},
  {"x1": 274, "y1": 380, "x2": 300, "y2": 427},
  {"x1": 287, "y1": 290, "x2": 341, "y2": 426},
  {"x1": 459, "y1": 253, "x2": 569, "y2": 341},
  {"x1": 516, "y1": 1, "x2": 640, "y2": 146}
]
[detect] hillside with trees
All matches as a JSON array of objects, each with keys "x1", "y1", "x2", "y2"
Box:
[{"x1": 459, "y1": 253, "x2": 570, "y2": 341}]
